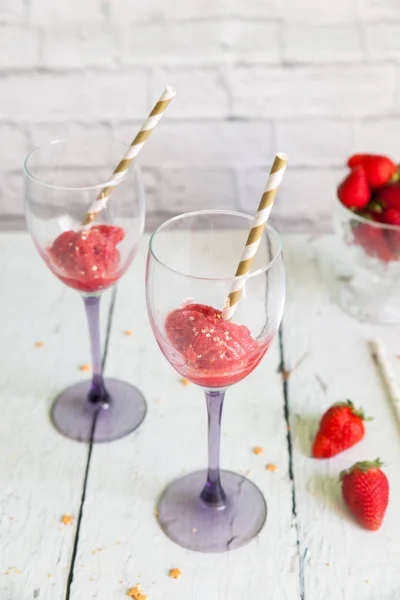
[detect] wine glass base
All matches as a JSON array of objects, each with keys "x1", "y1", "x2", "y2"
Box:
[
  {"x1": 157, "y1": 470, "x2": 267, "y2": 553},
  {"x1": 51, "y1": 378, "x2": 147, "y2": 443}
]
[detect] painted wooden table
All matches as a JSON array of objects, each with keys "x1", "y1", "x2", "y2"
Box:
[{"x1": 1, "y1": 232, "x2": 400, "y2": 600}]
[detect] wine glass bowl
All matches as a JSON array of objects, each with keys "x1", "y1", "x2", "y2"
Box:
[
  {"x1": 147, "y1": 211, "x2": 284, "y2": 388},
  {"x1": 334, "y1": 198, "x2": 400, "y2": 323},
  {"x1": 146, "y1": 210, "x2": 285, "y2": 552},
  {"x1": 25, "y1": 137, "x2": 144, "y2": 294},
  {"x1": 24, "y1": 137, "x2": 147, "y2": 442}
]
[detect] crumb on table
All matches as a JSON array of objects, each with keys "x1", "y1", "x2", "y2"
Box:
[
  {"x1": 280, "y1": 368, "x2": 290, "y2": 380},
  {"x1": 253, "y1": 446, "x2": 263, "y2": 455},
  {"x1": 34, "y1": 341, "x2": 45, "y2": 348},
  {"x1": 61, "y1": 514, "x2": 73, "y2": 525},
  {"x1": 266, "y1": 463, "x2": 277, "y2": 472},
  {"x1": 169, "y1": 568, "x2": 182, "y2": 579},
  {"x1": 124, "y1": 330, "x2": 133, "y2": 336},
  {"x1": 127, "y1": 586, "x2": 146, "y2": 599},
  {"x1": 180, "y1": 378, "x2": 190, "y2": 386},
  {"x1": 79, "y1": 364, "x2": 91, "y2": 372}
]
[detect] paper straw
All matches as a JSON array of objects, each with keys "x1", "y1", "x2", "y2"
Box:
[
  {"x1": 222, "y1": 152, "x2": 288, "y2": 321},
  {"x1": 81, "y1": 85, "x2": 176, "y2": 226},
  {"x1": 369, "y1": 340, "x2": 400, "y2": 425}
]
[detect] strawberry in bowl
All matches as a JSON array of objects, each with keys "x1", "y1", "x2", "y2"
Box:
[{"x1": 335, "y1": 153, "x2": 400, "y2": 323}]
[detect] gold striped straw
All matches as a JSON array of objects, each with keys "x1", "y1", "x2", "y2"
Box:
[
  {"x1": 81, "y1": 85, "x2": 176, "y2": 226},
  {"x1": 222, "y1": 152, "x2": 288, "y2": 321}
]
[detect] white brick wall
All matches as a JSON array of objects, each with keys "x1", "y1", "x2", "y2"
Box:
[
  {"x1": 0, "y1": 72, "x2": 148, "y2": 121},
  {"x1": 228, "y1": 65, "x2": 396, "y2": 118},
  {"x1": 1, "y1": 0, "x2": 400, "y2": 232}
]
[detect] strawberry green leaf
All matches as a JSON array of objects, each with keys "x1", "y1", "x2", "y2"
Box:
[
  {"x1": 365, "y1": 200, "x2": 384, "y2": 213},
  {"x1": 333, "y1": 400, "x2": 372, "y2": 421},
  {"x1": 339, "y1": 458, "x2": 383, "y2": 481},
  {"x1": 390, "y1": 170, "x2": 400, "y2": 184}
]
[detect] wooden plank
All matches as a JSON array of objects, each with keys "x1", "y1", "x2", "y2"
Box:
[
  {"x1": 0, "y1": 233, "x2": 112, "y2": 599},
  {"x1": 71, "y1": 235, "x2": 300, "y2": 600},
  {"x1": 282, "y1": 234, "x2": 400, "y2": 600}
]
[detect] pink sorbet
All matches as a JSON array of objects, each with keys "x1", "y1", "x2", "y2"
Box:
[
  {"x1": 165, "y1": 303, "x2": 268, "y2": 387},
  {"x1": 47, "y1": 225, "x2": 124, "y2": 293}
]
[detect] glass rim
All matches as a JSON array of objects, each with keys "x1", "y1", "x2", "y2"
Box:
[
  {"x1": 23, "y1": 136, "x2": 140, "y2": 191},
  {"x1": 335, "y1": 196, "x2": 400, "y2": 232},
  {"x1": 149, "y1": 209, "x2": 283, "y2": 282}
]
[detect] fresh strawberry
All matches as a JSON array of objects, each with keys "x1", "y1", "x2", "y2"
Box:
[
  {"x1": 312, "y1": 400, "x2": 371, "y2": 459},
  {"x1": 340, "y1": 459, "x2": 389, "y2": 531},
  {"x1": 337, "y1": 166, "x2": 370, "y2": 209},
  {"x1": 382, "y1": 208, "x2": 400, "y2": 226},
  {"x1": 375, "y1": 182, "x2": 400, "y2": 211},
  {"x1": 353, "y1": 223, "x2": 393, "y2": 262},
  {"x1": 348, "y1": 154, "x2": 397, "y2": 189}
]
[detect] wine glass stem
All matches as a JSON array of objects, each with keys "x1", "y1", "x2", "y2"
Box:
[
  {"x1": 200, "y1": 390, "x2": 227, "y2": 508},
  {"x1": 83, "y1": 296, "x2": 109, "y2": 405}
]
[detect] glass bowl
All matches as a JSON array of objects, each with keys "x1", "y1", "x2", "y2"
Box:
[{"x1": 334, "y1": 197, "x2": 400, "y2": 323}]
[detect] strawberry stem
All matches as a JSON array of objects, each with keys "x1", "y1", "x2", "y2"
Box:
[
  {"x1": 390, "y1": 170, "x2": 400, "y2": 184},
  {"x1": 365, "y1": 200, "x2": 384, "y2": 213},
  {"x1": 333, "y1": 400, "x2": 372, "y2": 421},
  {"x1": 339, "y1": 458, "x2": 383, "y2": 481}
]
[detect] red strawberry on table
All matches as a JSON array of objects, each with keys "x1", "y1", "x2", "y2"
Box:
[
  {"x1": 340, "y1": 459, "x2": 389, "y2": 531},
  {"x1": 312, "y1": 400, "x2": 371, "y2": 459},
  {"x1": 337, "y1": 166, "x2": 370, "y2": 210},
  {"x1": 348, "y1": 154, "x2": 397, "y2": 189}
]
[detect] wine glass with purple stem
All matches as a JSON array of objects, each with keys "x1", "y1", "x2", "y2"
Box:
[
  {"x1": 146, "y1": 210, "x2": 285, "y2": 552},
  {"x1": 24, "y1": 137, "x2": 147, "y2": 443}
]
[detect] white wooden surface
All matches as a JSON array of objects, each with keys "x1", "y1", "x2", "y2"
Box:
[
  {"x1": 1, "y1": 232, "x2": 400, "y2": 600},
  {"x1": 282, "y1": 236, "x2": 400, "y2": 600},
  {"x1": 0, "y1": 234, "x2": 112, "y2": 599}
]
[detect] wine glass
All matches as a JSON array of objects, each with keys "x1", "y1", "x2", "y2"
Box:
[
  {"x1": 146, "y1": 210, "x2": 285, "y2": 552},
  {"x1": 334, "y1": 198, "x2": 400, "y2": 323},
  {"x1": 24, "y1": 137, "x2": 147, "y2": 442}
]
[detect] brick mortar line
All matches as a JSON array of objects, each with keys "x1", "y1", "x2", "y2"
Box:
[{"x1": 0, "y1": 60, "x2": 400, "y2": 77}]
